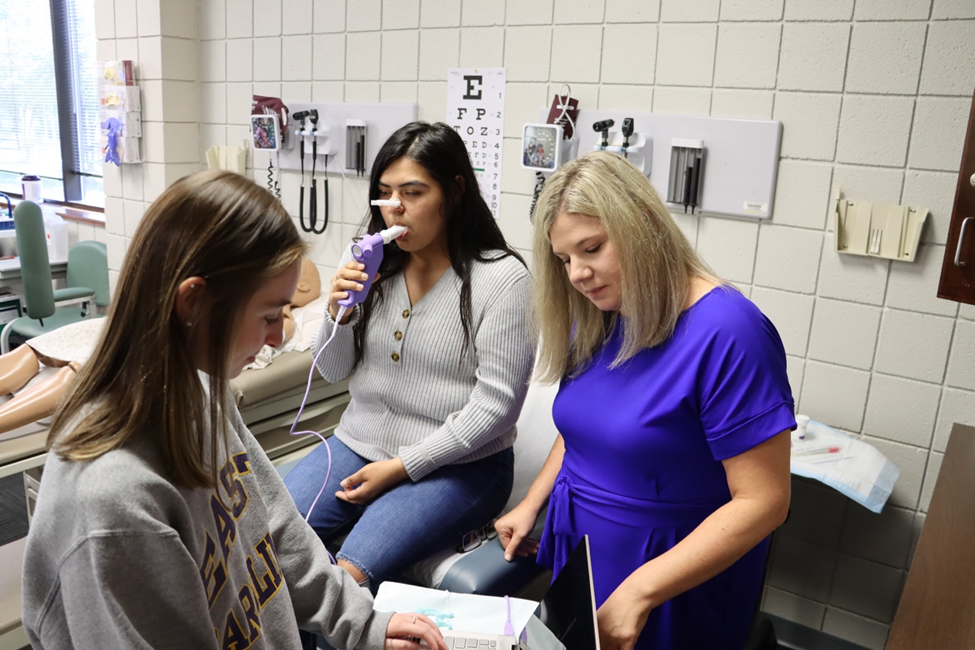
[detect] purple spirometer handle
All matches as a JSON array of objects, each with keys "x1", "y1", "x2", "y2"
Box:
[{"x1": 337, "y1": 232, "x2": 387, "y2": 309}]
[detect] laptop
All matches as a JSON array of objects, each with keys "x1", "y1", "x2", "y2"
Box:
[
  {"x1": 436, "y1": 536, "x2": 600, "y2": 650},
  {"x1": 535, "y1": 535, "x2": 601, "y2": 650}
]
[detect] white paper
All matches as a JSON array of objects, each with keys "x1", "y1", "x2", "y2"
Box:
[{"x1": 374, "y1": 581, "x2": 537, "y2": 636}]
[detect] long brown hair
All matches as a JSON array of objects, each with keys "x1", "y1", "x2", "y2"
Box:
[
  {"x1": 532, "y1": 151, "x2": 719, "y2": 381},
  {"x1": 49, "y1": 170, "x2": 306, "y2": 490}
]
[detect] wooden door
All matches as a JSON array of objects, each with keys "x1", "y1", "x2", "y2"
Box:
[
  {"x1": 885, "y1": 424, "x2": 975, "y2": 649},
  {"x1": 938, "y1": 90, "x2": 975, "y2": 303}
]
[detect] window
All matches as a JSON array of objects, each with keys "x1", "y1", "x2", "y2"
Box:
[{"x1": 0, "y1": 0, "x2": 103, "y2": 207}]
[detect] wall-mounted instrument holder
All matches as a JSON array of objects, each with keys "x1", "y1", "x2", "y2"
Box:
[
  {"x1": 538, "y1": 108, "x2": 781, "y2": 220},
  {"x1": 275, "y1": 102, "x2": 417, "y2": 176},
  {"x1": 588, "y1": 117, "x2": 649, "y2": 173},
  {"x1": 833, "y1": 186, "x2": 928, "y2": 262},
  {"x1": 667, "y1": 139, "x2": 704, "y2": 214}
]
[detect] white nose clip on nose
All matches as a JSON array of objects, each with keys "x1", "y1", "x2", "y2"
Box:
[{"x1": 371, "y1": 199, "x2": 401, "y2": 207}]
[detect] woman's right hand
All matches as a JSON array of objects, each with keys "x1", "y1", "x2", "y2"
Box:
[
  {"x1": 328, "y1": 261, "x2": 374, "y2": 323},
  {"x1": 384, "y1": 612, "x2": 448, "y2": 650},
  {"x1": 495, "y1": 501, "x2": 541, "y2": 562}
]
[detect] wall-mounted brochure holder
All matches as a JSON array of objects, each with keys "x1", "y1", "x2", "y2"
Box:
[
  {"x1": 207, "y1": 140, "x2": 248, "y2": 174},
  {"x1": 833, "y1": 186, "x2": 927, "y2": 262}
]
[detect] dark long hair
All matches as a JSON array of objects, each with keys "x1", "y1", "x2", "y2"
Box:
[{"x1": 354, "y1": 121, "x2": 524, "y2": 363}]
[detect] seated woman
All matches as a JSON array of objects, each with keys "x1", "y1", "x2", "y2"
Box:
[
  {"x1": 284, "y1": 121, "x2": 534, "y2": 590},
  {"x1": 21, "y1": 170, "x2": 446, "y2": 649},
  {"x1": 496, "y1": 151, "x2": 794, "y2": 650},
  {"x1": 0, "y1": 258, "x2": 322, "y2": 435}
]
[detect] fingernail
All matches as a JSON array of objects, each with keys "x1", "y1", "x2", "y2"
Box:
[
  {"x1": 356, "y1": 284, "x2": 363, "y2": 290},
  {"x1": 504, "y1": 554, "x2": 512, "y2": 562}
]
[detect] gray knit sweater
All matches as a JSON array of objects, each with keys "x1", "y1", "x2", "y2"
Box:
[{"x1": 312, "y1": 252, "x2": 534, "y2": 481}]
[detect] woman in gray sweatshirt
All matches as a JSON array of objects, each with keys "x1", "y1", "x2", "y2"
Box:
[
  {"x1": 285, "y1": 122, "x2": 534, "y2": 590},
  {"x1": 21, "y1": 170, "x2": 446, "y2": 650}
]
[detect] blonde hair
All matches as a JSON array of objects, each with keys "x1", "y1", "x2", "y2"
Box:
[
  {"x1": 49, "y1": 170, "x2": 306, "y2": 490},
  {"x1": 532, "y1": 151, "x2": 718, "y2": 382}
]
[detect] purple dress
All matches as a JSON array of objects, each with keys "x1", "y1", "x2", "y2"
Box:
[{"x1": 537, "y1": 287, "x2": 795, "y2": 650}]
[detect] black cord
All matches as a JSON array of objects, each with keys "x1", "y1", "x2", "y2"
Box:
[
  {"x1": 529, "y1": 172, "x2": 545, "y2": 224},
  {"x1": 267, "y1": 158, "x2": 280, "y2": 199},
  {"x1": 321, "y1": 155, "x2": 330, "y2": 233},
  {"x1": 310, "y1": 137, "x2": 318, "y2": 231}
]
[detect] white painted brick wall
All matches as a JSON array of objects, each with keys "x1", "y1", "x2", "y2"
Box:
[
  {"x1": 656, "y1": 24, "x2": 716, "y2": 86},
  {"x1": 88, "y1": 4, "x2": 975, "y2": 648},
  {"x1": 660, "y1": 0, "x2": 718, "y2": 23},
  {"x1": 806, "y1": 298, "x2": 881, "y2": 370},
  {"x1": 713, "y1": 23, "x2": 780, "y2": 89},
  {"x1": 799, "y1": 361, "x2": 870, "y2": 431},
  {"x1": 720, "y1": 0, "x2": 783, "y2": 22},
  {"x1": 383, "y1": 0, "x2": 419, "y2": 30},
  {"x1": 777, "y1": 23, "x2": 849, "y2": 92},
  {"x1": 855, "y1": 0, "x2": 932, "y2": 21},
  {"x1": 844, "y1": 23, "x2": 925, "y2": 95},
  {"x1": 863, "y1": 374, "x2": 941, "y2": 447},
  {"x1": 873, "y1": 310, "x2": 955, "y2": 383},
  {"x1": 836, "y1": 95, "x2": 915, "y2": 167},
  {"x1": 784, "y1": 0, "x2": 854, "y2": 22},
  {"x1": 773, "y1": 92, "x2": 842, "y2": 160}
]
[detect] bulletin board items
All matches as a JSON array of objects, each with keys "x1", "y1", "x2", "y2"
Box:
[
  {"x1": 99, "y1": 60, "x2": 142, "y2": 165},
  {"x1": 447, "y1": 68, "x2": 506, "y2": 219}
]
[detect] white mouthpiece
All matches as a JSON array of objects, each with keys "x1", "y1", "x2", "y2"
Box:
[
  {"x1": 371, "y1": 199, "x2": 401, "y2": 207},
  {"x1": 380, "y1": 225, "x2": 408, "y2": 244}
]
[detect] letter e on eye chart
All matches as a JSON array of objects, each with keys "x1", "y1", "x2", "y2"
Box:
[{"x1": 447, "y1": 68, "x2": 506, "y2": 219}]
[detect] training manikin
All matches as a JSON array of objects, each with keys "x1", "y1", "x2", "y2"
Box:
[{"x1": 0, "y1": 258, "x2": 321, "y2": 434}]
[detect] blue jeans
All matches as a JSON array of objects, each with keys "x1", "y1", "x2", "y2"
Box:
[{"x1": 284, "y1": 437, "x2": 514, "y2": 586}]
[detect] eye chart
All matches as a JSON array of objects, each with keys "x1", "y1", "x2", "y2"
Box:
[{"x1": 447, "y1": 68, "x2": 505, "y2": 219}]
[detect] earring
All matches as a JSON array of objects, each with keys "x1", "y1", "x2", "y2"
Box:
[{"x1": 184, "y1": 321, "x2": 193, "y2": 327}]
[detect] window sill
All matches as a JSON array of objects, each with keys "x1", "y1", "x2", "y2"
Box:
[
  {"x1": 55, "y1": 206, "x2": 106, "y2": 227},
  {"x1": 3, "y1": 198, "x2": 105, "y2": 227}
]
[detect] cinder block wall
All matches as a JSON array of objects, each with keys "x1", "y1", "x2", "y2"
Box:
[{"x1": 97, "y1": 1, "x2": 975, "y2": 647}]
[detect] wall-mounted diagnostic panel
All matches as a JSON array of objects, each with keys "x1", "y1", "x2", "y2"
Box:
[
  {"x1": 275, "y1": 102, "x2": 417, "y2": 176},
  {"x1": 539, "y1": 108, "x2": 782, "y2": 220}
]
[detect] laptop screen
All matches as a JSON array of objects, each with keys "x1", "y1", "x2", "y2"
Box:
[{"x1": 536, "y1": 535, "x2": 600, "y2": 650}]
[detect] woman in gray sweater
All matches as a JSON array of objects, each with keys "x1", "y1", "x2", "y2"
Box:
[
  {"x1": 285, "y1": 122, "x2": 534, "y2": 590},
  {"x1": 22, "y1": 171, "x2": 445, "y2": 650}
]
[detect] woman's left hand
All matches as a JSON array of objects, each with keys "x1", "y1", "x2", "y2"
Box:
[
  {"x1": 596, "y1": 579, "x2": 652, "y2": 650},
  {"x1": 335, "y1": 458, "x2": 409, "y2": 504}
]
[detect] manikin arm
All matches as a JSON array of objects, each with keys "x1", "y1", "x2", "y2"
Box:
[{"x1": 0, "y1": 362, "x2": 80, "y2": 434}]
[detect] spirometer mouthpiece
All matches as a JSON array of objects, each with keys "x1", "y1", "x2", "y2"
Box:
[
  {"x1": 379, "y1": 224, "x2": 407, "y2": 244},
  {"x1": 371, "y1": 199, "x2": 401, "y2": 207}
]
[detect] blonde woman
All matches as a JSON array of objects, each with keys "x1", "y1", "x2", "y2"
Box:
[
  {"x1": 21, "y1": 171, "x2": 446, "y2": 650},
  {"x1": 495, "y1": 152, "x2": 793, "y2": 650}
]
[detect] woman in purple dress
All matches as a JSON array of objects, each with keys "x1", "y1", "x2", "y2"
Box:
[{"x1": 496, "y1": 151, "x2": 794, "y2": 650}]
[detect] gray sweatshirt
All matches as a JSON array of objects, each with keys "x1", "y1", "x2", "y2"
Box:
[
  {"x1": 313, "y1": 252, "x2": 535, "y2": 481},
  {"x1": 22, "y1": 404, "x2": 392, "y2": 649}
]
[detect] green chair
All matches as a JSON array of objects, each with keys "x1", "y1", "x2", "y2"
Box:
[
  {"x1": 59, "y1": 240, "x2": 109, "y2": 314},
  {"x1": 0, "y1": 201, "x2": 103, "y2": 353}
]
